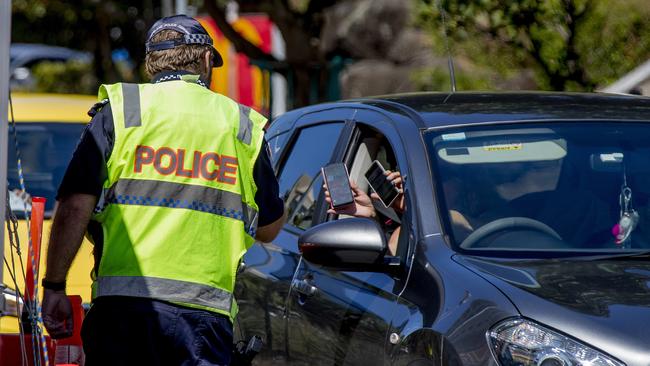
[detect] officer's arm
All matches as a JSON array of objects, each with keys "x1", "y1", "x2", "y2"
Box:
[
  {"x1": 252, "y1": 140, "x2": 285, "y2": 243},
  {"x1": 255, "y1": 210, "x2": 286, "y2": 243},
  {"x1": 45, "y1": 102, "x2": 111, "y2": 283},
  {"x1": 44, "y1": 194, "x2": 97, "y2": 283}
]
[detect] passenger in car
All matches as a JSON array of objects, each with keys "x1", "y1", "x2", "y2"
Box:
[{"x1": 324, "y1": 170, "x2": 404, "y2": 256}]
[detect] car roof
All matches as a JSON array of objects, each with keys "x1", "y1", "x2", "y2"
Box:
[
  {"x1": 341, "y1": 91, "x2": 650, "y2": 127},
  {"x1": 269, "y1": 91, "x2": 650, "y2": 139},
  {"x1": 9, "y1": 93, "x2": 96, "y2": 123}
]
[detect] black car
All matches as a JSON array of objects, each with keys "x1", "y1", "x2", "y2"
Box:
[{"x1": 235, "y1": 92, "x2": 650, "y2": 366}]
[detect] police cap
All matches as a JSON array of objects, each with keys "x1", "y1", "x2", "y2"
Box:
[{"x1": 145, "y1": 14, "x2": 223, "y2": 67}]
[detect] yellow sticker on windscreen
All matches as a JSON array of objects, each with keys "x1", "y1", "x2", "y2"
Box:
[{"x1": 483, "y1": 142, "x2": 523, "y2": 152}]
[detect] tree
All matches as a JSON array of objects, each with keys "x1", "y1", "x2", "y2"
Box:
[
  {"x1": 416, "y1": 0, "x2": 650, "y2": 91},
  {"x1": 202, "y1": 0, "x2": 342, "y2": 108},
  {"x1": 12, "y1": 0, "x2": 156, "y2": 88},
  {"x1": 12, "y1": 0, "x2": 424, "y2": 104},
  {"x1": 12, "y1": 0, "x2": 351, "y2": 105}
]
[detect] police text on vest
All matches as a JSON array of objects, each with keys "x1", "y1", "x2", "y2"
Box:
[{"x1": 134, "y1": 145, "x2": 238, "y2": 184}]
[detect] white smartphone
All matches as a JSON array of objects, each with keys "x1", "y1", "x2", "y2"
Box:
[{"x1": 364, "y1": 160, "x2": 400, "y2": 208}]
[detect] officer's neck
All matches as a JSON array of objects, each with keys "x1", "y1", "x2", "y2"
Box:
[{"x1": 151, "y1": 70, "x2": 209, "y2": 88}]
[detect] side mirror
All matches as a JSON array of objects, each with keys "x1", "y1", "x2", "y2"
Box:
[{"x1": 298, "y1": 218, "x2": 388, "y2": 271}]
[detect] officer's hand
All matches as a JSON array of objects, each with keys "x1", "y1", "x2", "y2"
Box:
[{"x1": 42, "y1": 288, "x2": 73, "y2": 339}]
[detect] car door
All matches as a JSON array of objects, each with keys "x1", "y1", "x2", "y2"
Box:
[
  {"x1": 234, "y1": 108, "x2": 353, "y2": 364},
  {"x1": 285, "y1": 108, "x2": 414, "y2": 366}
]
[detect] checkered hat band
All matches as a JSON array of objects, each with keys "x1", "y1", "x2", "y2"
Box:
[{"x1": 184, "y1": 34, "x2": 213, "y2": 46}]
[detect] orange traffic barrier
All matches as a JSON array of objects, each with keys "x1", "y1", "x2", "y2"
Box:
[
  {"x1": 54, "y1": 295, "x2": 85, "y2": 365},
  {"x1": 25, "y1": 196, "x2": 45, "y2": 304},
  {"x1": 22, "y1": 197, "x2": 52, "y2": 365}
]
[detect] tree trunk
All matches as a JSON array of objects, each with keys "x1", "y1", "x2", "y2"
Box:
[{"x1": 94, "y1": 4, "x2": 119, "y2": 84}]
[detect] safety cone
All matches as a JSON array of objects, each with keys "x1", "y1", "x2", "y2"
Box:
[{"x1": 54, "y1": 295, "x2": 85, "y2": 366}]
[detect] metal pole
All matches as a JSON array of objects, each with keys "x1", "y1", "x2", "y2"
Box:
[
  {"x1": 162, "y1": 0, "x2": 173, "y2": 17},
  {"x1": 0, "y1": 0, "x2": 12, "y2": 286},
  {"x1": 175, "y1": 0, "x2": 187, "y2": 15}
]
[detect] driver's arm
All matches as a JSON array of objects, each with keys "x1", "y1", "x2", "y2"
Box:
[{"x1": 448, "y1": 210, "x2": 474, "y2": 242}]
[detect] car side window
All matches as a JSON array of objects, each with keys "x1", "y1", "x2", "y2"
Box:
[
  {"x1": 345, "y1": 125, "x2": 405, "y2": 256},
  {"x1": 278, "y1": 122, "x2": 344, "y2": 230}
]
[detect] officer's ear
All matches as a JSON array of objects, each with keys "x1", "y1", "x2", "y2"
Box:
[{"x1": 203, "y1": 51, "x2": 212, "y2": 73}]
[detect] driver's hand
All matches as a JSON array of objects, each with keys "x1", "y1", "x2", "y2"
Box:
[
  {"x1": 324, "y1": 179, "x2": 376, "y2": 218},
  {"x1": 370, "y1": 170, "x2": 405, "y2": 213},
  {"x1": 450, "y1": 210, "x2": 473, "y2": 232}
]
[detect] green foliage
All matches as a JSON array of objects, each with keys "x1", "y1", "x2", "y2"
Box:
[
  {"x1": 577, "y1": 0, "x2": 650, "y2": 86},
  {"x1": 416, "y1": 0, "x2": 650, "y2": 91},
  {"x1": 288, "y1": 0, "x2": 310, "y2": 13},
  {"x1": 12, "y1": 0, "x2": 153, "y2": 90},
  {"x1": 13, "y1": 0, "x2": 97, "y2": 47},
  {"x1": 29, "y1": 61, "x2": 98, "y2": 95},
  {"x1": 413, "y1": 63, "x2": 494, "y2": 92}
]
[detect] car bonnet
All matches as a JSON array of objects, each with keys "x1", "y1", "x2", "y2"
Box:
[{"x1": 454, "y1": 255, "x2": 650, "y2": 366}]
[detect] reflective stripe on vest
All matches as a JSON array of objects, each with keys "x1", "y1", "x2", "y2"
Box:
[
  {"x1": 104, "y1": 178, "x2": 258, "y2": 236},
  {"x1": 237, "y1": 104, "x2": 253, "y2": 145},
  {"x1": 122, "y1": 84, "x2": 142, "y2": 128},
  {"x1": 122, "y1": 83, "x2": 251, "y2": 140},
  {"x1": 96, "y1": 276, "x2": 232, "y2": 312}
]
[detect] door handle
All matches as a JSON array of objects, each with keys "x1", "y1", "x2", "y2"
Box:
[{"x1": 291, "y1": 278, "x2": 317, "y2": 297}]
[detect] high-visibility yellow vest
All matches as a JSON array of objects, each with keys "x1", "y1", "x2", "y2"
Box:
[{"x1": 90, "y1": 78, "x2": 266, "y2": 321}]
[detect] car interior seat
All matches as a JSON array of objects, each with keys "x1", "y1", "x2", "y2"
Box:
[{"x1": 348, "y1": 136, "x2": 379, "y2": 193}]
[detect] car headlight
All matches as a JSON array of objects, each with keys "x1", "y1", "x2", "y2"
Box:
[
  {"x1": 487, "y1": 318, "x2": 624, "y2": 366},
  {"x1": 1, "y1": 287, "x2": 23, "y2": 317}
]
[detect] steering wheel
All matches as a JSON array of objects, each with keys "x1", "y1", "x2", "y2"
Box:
[{"x1": 460, "y1": 217, "x2": 562, "y2": 249}]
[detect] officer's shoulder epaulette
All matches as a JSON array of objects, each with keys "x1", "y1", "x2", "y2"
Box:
[{"x1": 88, "y1": 99, "x2": 110, "y2": 117}]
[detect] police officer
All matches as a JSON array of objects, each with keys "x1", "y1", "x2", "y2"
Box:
[{"x1": 41, "y1": 15, "x2": 285, "y2": 365}]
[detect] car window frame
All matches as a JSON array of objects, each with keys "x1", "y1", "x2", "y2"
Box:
[
  {"x1": 326, "y1": 107, "x2": 419, "y2": 266},
  {"x1": 266, "y1": 130, "x2": 290, "y2": 172},
  {"x1": 273, "y1": 107, "x2": 357, "y2": 235}
]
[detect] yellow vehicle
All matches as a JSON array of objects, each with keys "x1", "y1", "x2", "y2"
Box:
[{"x1": 1, "y1": 93, "x2": 96, "y2": 333}]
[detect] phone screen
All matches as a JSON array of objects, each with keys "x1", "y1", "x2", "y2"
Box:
[
  {"x1": 322, "y1": 163, "x2": 354, "y2": 208},
  {"x1": 365, "y1": 161, "x2": 400, "y2": 208}
]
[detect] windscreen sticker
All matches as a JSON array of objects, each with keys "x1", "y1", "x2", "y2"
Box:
[
  {"x1": 483, "y1": 141, "x2": 523, "y2": 152},
  {"x1": 445, "y1": 148, "x2": 470, "y2": 156},
  {"x1": 441, "y1": 132, "x2": 466, "y2": 141}
]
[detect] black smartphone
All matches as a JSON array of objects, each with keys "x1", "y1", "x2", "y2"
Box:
[
  {"x1": 321, "y1": 163, "x2": 354, "y2": 209},
  {"x1": 364, "y1": 160, "x2": 400, "y2": 208}
]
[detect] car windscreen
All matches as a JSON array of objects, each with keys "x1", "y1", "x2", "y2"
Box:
[
  {"x1": 7, "y1": 122, "x2": 86, "y2": 216},
  {"x1": 425, "y1": 122, "x2": 650, "y2": 256}
]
